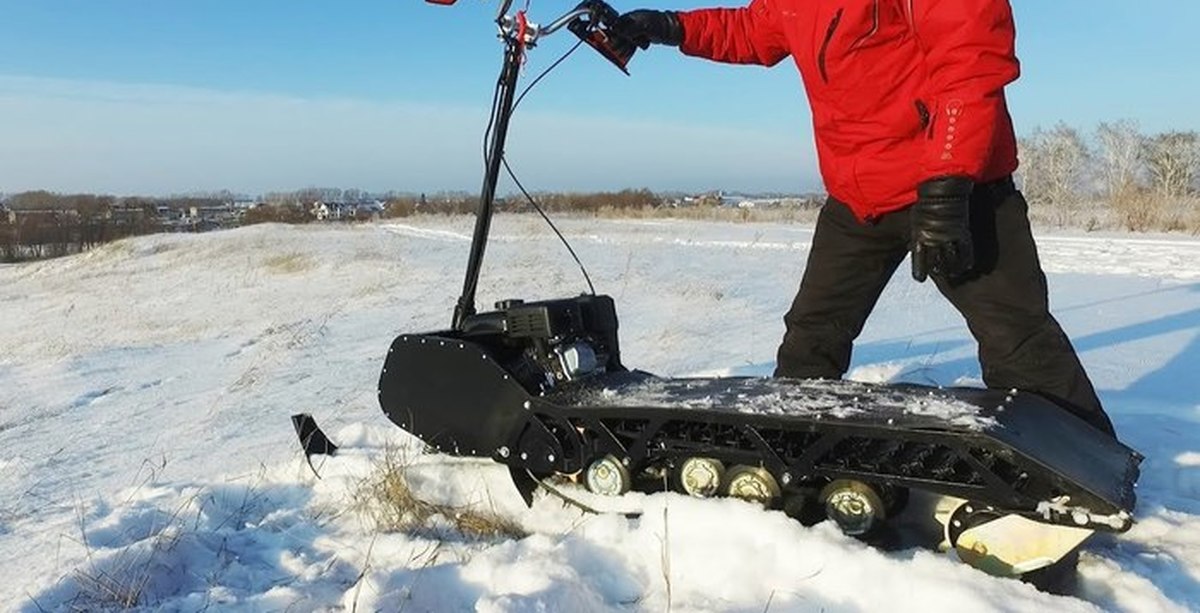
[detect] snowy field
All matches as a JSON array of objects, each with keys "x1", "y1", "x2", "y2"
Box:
[{"x1": 1, "y1": 215, "x2": 1198, "y2": 612}]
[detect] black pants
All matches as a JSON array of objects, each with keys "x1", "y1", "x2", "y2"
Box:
[{"x1": 774, "y1": 178, "x2": 1116, "y2": 436}]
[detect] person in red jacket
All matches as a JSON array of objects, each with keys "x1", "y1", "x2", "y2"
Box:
[{"x1": 616, "y1": 0, "x2": 1116, "y2": 436}]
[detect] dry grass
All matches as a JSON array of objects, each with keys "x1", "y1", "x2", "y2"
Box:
[
  {"x1": 1111, "y1": 188, "x2": 1165, "y2": 232},
  {"x1": 262, "y1": 251, "x2": 314, "y2": 274},
  {"x1": 515, "y1": 196, "x2": 1200, "y2": 233},
  {"x1": 71, "y1": 552, "x2": 157, "y2": 610},
  {"x1": 353, "y1": 448, "x2": 526, "y2": 541},
  {"x1": 67, "y1": 499, "x2": 192, "y2": 612},
  {"x1": 585, "y1": 197, "x2": 1200, "y2": 233},
  {"x1": 1026, "y1": 195, "x2": 1200, "y2": 234},
  {"x1": 586, "y1": 204, "x2": 822, "y2": 224}
]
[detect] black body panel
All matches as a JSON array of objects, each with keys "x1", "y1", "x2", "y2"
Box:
[{"x1": 379, "y1": 320, "x2": 1141, "y2": 532}]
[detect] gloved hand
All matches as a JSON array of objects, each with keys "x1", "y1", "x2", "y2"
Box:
[
  {"x1": 615, "y1": 9, "x2": 684, "y2": 49},
  {"x1": 911, "y1": 176, "x2": 975, "y2": 282}
]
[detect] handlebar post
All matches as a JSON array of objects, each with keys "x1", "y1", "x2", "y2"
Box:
[{"x1": 452, "y1": 39, "x2": 523, "y2": 331}]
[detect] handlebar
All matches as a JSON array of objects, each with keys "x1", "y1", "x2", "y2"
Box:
[{"x1": 426, "y1": 0, "x2": 638, "y2": 73}]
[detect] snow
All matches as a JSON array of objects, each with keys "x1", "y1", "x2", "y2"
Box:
[
  {"x1": 2, "y1": 215, "x2": 1199, "y2": 612},
  {"x1": 583, "y1": 376, "x2": 1000, "y2": 430},
  {"x1": 1176, "y1": 452, "x2": 1200, "y2": 467}
]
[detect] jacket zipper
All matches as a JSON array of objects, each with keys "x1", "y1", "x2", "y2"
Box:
[
  {"x1": 849, "y1": 0, "x2": 880, "y2": 51},
  {"x1": 818, "y1": 8, "x2": 844, "y2": 83},
  {"x1": 915, "y1": 100, "x2": 931, "y2": 136}
]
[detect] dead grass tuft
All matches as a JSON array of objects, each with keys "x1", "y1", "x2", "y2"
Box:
[
  {"x1": 353, "y1": 448, "x2": 525, "y2": 541},
  {"x1": 72, "y1": 554, "x2": 155, "y2": 610},
  {"x1": 69, "y1": 519, "x2": 185, "y2": 611},
  {"x1": 1110, "y1": 188, "x2": 1164, "y2": 232},
  {"x1": 451, "y1": 507, "x2": 527, "y2": 541},
  {"x1": 262, "y1": 252, "x2": 314, "y2": 274}
]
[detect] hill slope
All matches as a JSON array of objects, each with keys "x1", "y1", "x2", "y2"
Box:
[{"x1": 2, "y1": 217, "x2": 1198, "y2": 612}]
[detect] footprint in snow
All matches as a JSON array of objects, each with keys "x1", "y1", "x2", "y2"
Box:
[{"x1": 70, "y1": 387, "x2": 118, "y2": 409}]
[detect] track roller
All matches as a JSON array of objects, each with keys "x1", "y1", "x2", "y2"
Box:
[
  {"x1": 820, "y1": 479, "x2": 887, "y2": 536},
  {"x1": 724, "y1": 465, "x2": 781, "y2": 505},
  {"x1": 676, "y1": 457, "x2": 725, "y2": 498},
  {"x1": 584, "y1": 454, "x2": 632, "y2": 496}
]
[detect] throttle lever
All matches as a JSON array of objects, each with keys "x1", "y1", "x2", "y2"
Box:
[{"x1": 568, "y1": 0, "x2": 637, "y2": 75}]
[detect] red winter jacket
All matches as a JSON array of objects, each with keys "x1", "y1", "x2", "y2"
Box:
[{"x1": 676, "y1": 0, "x2": 1021, "y2": 221}]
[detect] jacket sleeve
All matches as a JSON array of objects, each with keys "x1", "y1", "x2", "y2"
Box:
[
  {"x1": 676, "y1": 0, "x2": 790, "y2": 66},
  {"x1": 910, "y1": 0, "x2": 1020, "y2": 181}
]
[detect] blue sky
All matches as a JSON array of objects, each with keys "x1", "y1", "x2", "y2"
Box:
[{"x1": 1, "y1": 0, "x2": 1198, "y2": 196}]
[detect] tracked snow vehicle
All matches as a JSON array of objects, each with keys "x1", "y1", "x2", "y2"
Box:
[{"x1": 374, "y1": 0, "x2": 1142, "y2": 579}]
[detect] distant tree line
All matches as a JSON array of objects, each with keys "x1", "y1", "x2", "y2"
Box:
[
  {"x1": 0, "y1": 187, "x2": 666, "y2": 262},
  {"x1": 1017, "y1": 120, "x2": 1200, "y2": 231},
  {"x1": 379, "y1": 188, "x2": 661, "y2": 218},
  {"x1": 4, "y1": 123, "x2": 1198, "y2": 262},
  {"x1": 0, "y1": 191, "x2": 166, "y2": 261}
]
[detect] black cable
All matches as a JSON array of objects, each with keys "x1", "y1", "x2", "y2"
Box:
[
  {"x1": 485, "y1": 36, "x2": 581, "y2": 176},
  {"x1": 482, "y1": 64, "x2": 505, "y2": 171},
  {"x1": 502, "y1": 155, "x2": 596, "y2": 295},
  {"x1": 496, "y1": 34, "x2": 596, "y2": 295},
  {"x1": 512, "y1": 37, "x2": 585, "y2": 115}
]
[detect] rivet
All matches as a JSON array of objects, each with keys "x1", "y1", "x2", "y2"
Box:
[
  {"x1": 520, "y1": 452, "x2": 528, "y2": 460},
  {"x1": 547, "y1": 454, "x2": 555, "y2": 462},
  {"x1": 499, "y1": 446, "x2": 510, "y2": 458},
  {"x1": 523, "y1": 401, "x2": 531, "y2": 409}
]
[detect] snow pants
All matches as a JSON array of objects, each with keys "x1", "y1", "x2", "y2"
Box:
[{"x1": 774, "y1": 177, "x2": 1117, "y2": 436}]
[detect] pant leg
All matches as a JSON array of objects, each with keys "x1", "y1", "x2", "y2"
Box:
[
  {"x1": 775, "y1": 197, "x2": 909, "y2": 379},
  {"x1": 932, "y1": 184, "x2": 1116, "y2": 436}
]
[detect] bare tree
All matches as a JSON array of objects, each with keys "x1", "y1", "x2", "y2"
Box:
[
  {"x1": 1143, "y1": 131, "x2": 1200, "y2": 199},
  {"x1": 1095, "y1": 120, "x2": 1145, "y2": 202},
  {"x1": 1018, "y1": 123, "x2": 1091, "y2": 224},
  {"x1": 8, "y1": 190, "x2": 60, "y2": 210}
]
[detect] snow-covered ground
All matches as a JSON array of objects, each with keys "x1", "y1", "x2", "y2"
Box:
[{"x1": 1, "y1": 215, "x2": 1198, "y2": 612}]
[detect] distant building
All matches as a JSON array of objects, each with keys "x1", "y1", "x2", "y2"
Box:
[
  {"x1": 312, "y1": 201, "x2": 332, "y2": 221},
  {"x1": 311, "y1": 200, "x2": 385, "y2": 222}
]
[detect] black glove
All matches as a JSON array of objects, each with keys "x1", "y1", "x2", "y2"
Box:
[
  {"x1": 911, "y1": 176, "x2": 975, "y2": 283},
  {"x1": 615, "y1": 9, "x2": 684, "y2": 49}
]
